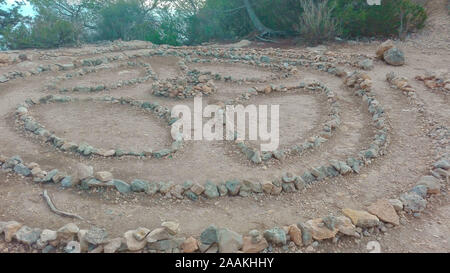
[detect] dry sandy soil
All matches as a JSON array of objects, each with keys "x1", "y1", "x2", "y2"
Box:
[{"x1": 0, "y1": 0, "x2": 448, "y2": 253}]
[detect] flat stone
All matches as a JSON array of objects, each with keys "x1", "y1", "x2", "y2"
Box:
[
  {"x1": 147, "y1": 228, "x2": 171, "y2": 243},
  {"x1": 433, "y1": 159, "x2": 449, "y2": 170},
  {"x1": 217, "y1": 228, "x2": 243, "y2": 253},
  {"x1": 388, "y1": 199, "x2": 404, "y2": 212},
  {"x1": 74, "y1": 163, "x2": 93, "y2": 182},
  {"x1": 305, "y1": 218, "x2": 338, "y2": 241},
  {"x1": 13, "y1": 163, "x2": 31, "y2": 176},
  {"x1": 40, "y1": 229, "x2": 57, "y2": 243},
  {"x1": 94, "y1": 171, "x2": 113, "y2": 182},
  {"x1": 342, "y1": 208, "x2": 380, "y2": 228},
  {"x1": 242, "y1": 236, "x2": 268, "y2": 253},
  {"x1": 368, "y1": 199, "x2": 400, "y2": 226}
]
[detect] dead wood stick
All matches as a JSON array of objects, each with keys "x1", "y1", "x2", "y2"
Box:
[{"x1": 42, "y1": 190, "x2": 84, "y2": 221}]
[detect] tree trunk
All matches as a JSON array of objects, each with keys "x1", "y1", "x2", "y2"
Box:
[{"x1": 243, "y1": 0, "x2": 273, "y2": 35}]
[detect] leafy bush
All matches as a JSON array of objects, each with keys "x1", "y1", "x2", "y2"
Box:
[
  {"x1": 331, "y1": 0, "x2": 427, "y2": 38},
  {"x1": 2, "y1": 12, "x2": 79, "y2": 49},
  {"x1": 297, "y1": 0, "x2": 339, "y2": 45}
]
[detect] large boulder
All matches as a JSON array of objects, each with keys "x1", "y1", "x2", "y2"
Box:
[{"x1": 376, "y1": 40, "x2": 395, "y2": 59}]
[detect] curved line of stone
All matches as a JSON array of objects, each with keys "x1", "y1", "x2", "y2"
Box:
[
  {"x1": 14, "y1": 95, "x2": 183, "y2": 159},
  {"x1": 51, "y1": 61, "x2": 157, "y2": 93}
]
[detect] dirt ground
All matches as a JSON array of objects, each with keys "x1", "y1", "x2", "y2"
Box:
[{"x1": 0, "y1": 0, "x2": 448, "y2": 253}]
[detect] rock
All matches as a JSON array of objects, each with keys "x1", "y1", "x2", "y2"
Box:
[
  {"x1": 335, "y1": 216, "x2": 359, "y2": 237},
  {"x1": 74, "y1": 163, "x2": 93, "y2": 182},
  {"x1": 367, "y1": 199, "x2": 400, "y2": 226},
  {"x1": 159, "y1": 181, "x2": 175, "y2": 194},
  {"x1": 65, "y1": 241, "x2": 81, "y2": 253},
  {"x1": 242, "y1": 236, "x2": 268, "y2": 253},
  {"x1": 400, "y1": 192, "x2": 427, "y2": 213},
  {"x1": 78, "y1": 230, "x2": 89, "y2": 252},
  {"x1": 124, "y1": 230, "x2": 147, "y2": 251},
  {"x1": 39, "y1": 229, "x2": 57, "y2": 244},
  {"x1": 288, "y1": 224, "x2": 303, "y2": 246},
  {"x1": 85, "y1": 227, "x2": 108, "y2": 245},
  {"x1": 13, "y1": 163, "x2": 31, "y2": 176},
  {"x1": 182, "y1": 237, "x2": 199, "y2": 253},
  {"x1": 200, "y1": 225, "x2": 218, "y2": 245},
  {"x1": 262, "y1": 181, "x2": 274, "y2": 194},
  {"x1": 433, "y1": 159, "x2": 449, "y2": 170},
  {"x1": 243, "y1": 179, "x2": 263, "y2": 193},
  {"x1": 217, "y1": 228, "x2": 243, "y2": 253},
  {"x1": 263, "y1": 227, "x2": 286, "y2": 246},
  {"x1": 384, "y1": 47, "x2": 405, "y2": 66},
  {"x1": 147, "y1": 228, "x2": 171, "y2": 243},
  {"x1": 148, "y1": 238, "x2": 184, "y2": 252},
  {"x1": 15, "y1": 226, "x2": 42, "y2": 245},
  {"x1": 171, "y1": 184, "x2": 184, "y2": 199},
  {"x1": 94, "y1": 171, "x2": 113, "y2": 182},
  {"x1": 104, "y1": 238, "x2": 123, "y2": 253},
  {"x1": 130, "y1": 179, "x2": 149, "y2": 192},
  {"x1": 411, "y1": 185, "x2": 428, "y2": 198},
  {"x1": 41, "y1": 169, "x2": 59, "y2": 183},
  {"x1": 57, "y1": 223, "x2": 79, "y2": 241},
  {"x1": 204, "y1": 181, "x2": 220, "y2": 199},
  {"x1": 113, "y1": 180, "x2": 131, "y2": 194},
  {"x1": 3, "y1": 221, "x2": 23, "y2": 242},
  {"x1": 342, "y1": 208, "x2": 380, "y2": 228},
  {"x1": 376, "y1": 40, "x2": 395, "y2": 59},
  {"x1": 225, "y1": 180, "x2": 241, "y2": 196},
  {"x1": 191, "y1": 183, "x2": 205, "y2": 195},
  {"x1": 304, "y1": 218, "x2": 338, "y2": 241},
  {"x1": 359, "y1": 59, "x2": 374, "y2": 70},
  {"x1": 416, "y1": 176, "x2": 441, "y2": 194},
  {"x1": 162, "y1": 221, "x2": 179, "y2": 235},
  {"x1": 388, "y1": 199, "x2": 404, "y2": 212},
  {"x1": 133, "y1": 227, "x2": 151, "y2": 241},
  {"x1": 146, "y1": 181, "x2": 159, "y2": 195}
]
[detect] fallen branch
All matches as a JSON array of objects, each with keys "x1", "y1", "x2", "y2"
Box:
[{"x1": 42, "y1": 190, "x2": 84, "y2": 221}]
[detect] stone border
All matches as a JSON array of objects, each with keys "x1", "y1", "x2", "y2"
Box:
[
  {"x1": 14, "y1": 95, "x2": 183, "y2": 159},
  {"x1": 51, "y1": 61, "x2": 157, "y2": 93},
  {"x1": 2, "y1": 44, "x2": 447, "y2": 253}
]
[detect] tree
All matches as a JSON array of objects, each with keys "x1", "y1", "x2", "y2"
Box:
[{"x1": 0, "y1": 0, "x2": 28, "y2": 29}]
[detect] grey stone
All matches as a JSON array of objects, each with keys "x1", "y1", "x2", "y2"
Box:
[
  {"x1": 410, "y1": 185, "x2": 428, "y2": 198},
  {"x1": 15, "y1": 226, "x2": 42, "y2": 245},
  {"x1": 433, "y1": 159, "x2": 449, "y2": 170},
  {"x1": 130, "y1": 179, "x2": 149, "y2": 192},
  {"x1": 200, "y1": 225, "x2": 218, "y2": 245},
  {"x1": 113, "y1": 180, "x2": 131, "y2": 194},
  {"x1": 41, "y1": 169, "x2": 59, "y2": 183},
  {"x1": 85, "y1": 227, "x2": 108, "y2": 245},
  {"x1": 217, "y1": 228, "x2": 243, "y2": 253},
  {"x1": 14, "y1": 163, "x2": 31, "y2": 176},
  {"x1": 400, "y1": 192, "x2": 427, "y2": 213},
  {"x1": 384, "y1": 47, "x2": 405, "y2": 66},
  {"x1": 263, "y1": 227, "x2": 287, "y2": 246},
  {"x1": 225, "y1": 180, "x2": 241, "y2": 196},
  {"x1": 61, "y1": 176, "x2": 73, "y2": 188},
  {"x1": 359, "y1": 59, "x2": 374, "y2": 70},
  {"x1": 204, "y1": 181, "x2": 220, "y2": 199}
]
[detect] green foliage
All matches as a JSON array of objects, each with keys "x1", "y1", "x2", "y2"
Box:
[
  {"x1": 2, "y1": 12, "x2": 79, "y2": 49},
  {"x1": 331, "y1": 0, "x2": 427, "y2": 37}
]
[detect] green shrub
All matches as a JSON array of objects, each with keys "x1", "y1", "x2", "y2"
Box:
[
  {"x1": 331, "y1": 0, "x2": 427, "y2": 38},
  {"x1": 297, "y1": 0, "x2": 339, "y2": 45}
]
